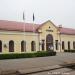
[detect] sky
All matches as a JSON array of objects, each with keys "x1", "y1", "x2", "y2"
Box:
[{"x1": 0, "y1": 0, "x2": 75, "y2": 28}]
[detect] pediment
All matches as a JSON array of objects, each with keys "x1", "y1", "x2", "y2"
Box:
[{"x1": 38, "y1": 20, "x2": 58, "y2": 32}]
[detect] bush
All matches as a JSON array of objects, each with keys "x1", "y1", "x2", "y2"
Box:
[
  {"x1": 0, "y1": 51, "x2": 56, "y2": 59},
  {"x1": 64, "y1": 50, "x2": 75, "y2": 53}
]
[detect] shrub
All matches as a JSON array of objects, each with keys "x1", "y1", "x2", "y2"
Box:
[
  {"x1": 64, "y1": 49, "x2": 75, "y2": 53},
  {"x1": 0, "y1": 51, "x2": 56, "y2": 60}
]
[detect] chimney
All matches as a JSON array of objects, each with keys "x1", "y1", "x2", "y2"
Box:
[{"x1": 59, "y1": 25, "x2": 62, "y2": 28}]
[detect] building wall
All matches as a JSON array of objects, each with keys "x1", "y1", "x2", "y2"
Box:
[
  {"x1": 0, "y1": 21, "x2": 75, "y2": 54},
  {"x1": 38, "y1": 21, "x2": 60, "y2": 52},
  {"x1": 60, "y1": 34, "x2": 75, "y2": 51},
  {"x1": 0, "y1": 31, "x2": 39, "y2": 54}
]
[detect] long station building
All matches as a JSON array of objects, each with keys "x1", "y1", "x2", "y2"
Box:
[{"x1": 0, "y1": 20, "x2": 75, "y2": 53}]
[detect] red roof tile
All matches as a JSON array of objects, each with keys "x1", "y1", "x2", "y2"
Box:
[
  {"x1": 0, "y1": 20, "x2": 75, "y2": 35},
  {"x1": 0, "y1": 20, "x2": 40, "y2": 32},
  {"x1": 59, "y1": 27, "x2": 75, "y2": 35}
]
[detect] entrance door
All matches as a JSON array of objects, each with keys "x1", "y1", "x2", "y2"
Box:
[{"x1": 46, "y1": 34, "x2": 53, "y2": 51}]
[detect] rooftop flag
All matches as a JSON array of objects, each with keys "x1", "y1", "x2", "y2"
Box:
[
  {"x1": 23, "y1": 12, "x2": 25, "y2": 21},
  {"x1": 33, "y1": 13, "x2": 35, "y2": 22}
]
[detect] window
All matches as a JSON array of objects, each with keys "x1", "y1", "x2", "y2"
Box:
[
  {"x1": 55, "y1": 40, "x2": 58, "y2": 50},
  {"x1": 0, "y1": 40, "x2": 2, "y2": 52},
  {"x1": 9, "y1": 40, "x2": 14, "y2": 52},
  {"x1": 21, "y1": 41, "x2": 26, "y2": 52},
  {"x1": 62, "y1": 41, "x2": 65, "y2": 50},
  {"x1": 73, "y1": 41, "x2": 75, "y2": 49},
  {"x1": 49, "y1": 26, "x2": 50, "y2": 28},
  {"x1": 68, "y1": 41, "x2": 70, "y2": 50},
  {"x1": 31, "y1": 41, "x2": 36, "y2": 51},
  {"x1": 42, "y1": 40, "x2": 45, "y2": 51}
]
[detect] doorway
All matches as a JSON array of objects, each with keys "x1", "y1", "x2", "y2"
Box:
[{"x1": 46, "y1": 34, "x2": 53, "y2": 51}]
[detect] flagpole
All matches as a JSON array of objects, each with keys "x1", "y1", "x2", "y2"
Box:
[
  {"x1": 32, "y1": 13, "x2": 35, "y2": 51},
  {"x1": 33, "y1": 13, "x2": 35, "y2": 33},
  {"x1": 23, "y1": 11, "x2": 25, "y2": 34},
  {"x1": 23, "y1": 11, "x2": 26, "y2": 52}
]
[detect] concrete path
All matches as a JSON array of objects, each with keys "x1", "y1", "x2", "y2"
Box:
[{"x1": 0, "y1": 53, "x2": 75, "y2": 74}]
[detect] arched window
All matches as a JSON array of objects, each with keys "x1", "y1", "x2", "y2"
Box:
[
  {"x1": 68, "y1": 41, "x2": 70, "y2": 50},
  {"x1": 9, "y1": 40, "x2": 14, "y2": 52},
  {"x1": 55, "y1": 40, "x2": 58, "y2": 50},
  {"x1": 73, "y1": 41, "x2": 75, "y2": 49},
  {"x1": 21, "y1": 41, "x2": 26, "y2": 52},
  {"x1": 31, "y1": 41, "x2": 36, "y2": 51},
  {"x1": 62, "y1": 41, "x2": 65, "y2": 50},
  {"x1": 42, "y1": 40, "x2": 45, "y2": 51},
  {"x1": 0, "y1": 40, "x2": 2, "y2": 52}
]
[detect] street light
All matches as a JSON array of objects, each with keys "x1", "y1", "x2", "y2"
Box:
[{"x1": 39, "y1": 40, "x2": 45, "y2": 45}]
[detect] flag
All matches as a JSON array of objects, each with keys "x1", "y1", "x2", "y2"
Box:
[
  {"x1": 23, "y1": 12, "x2": 25, "y2": 21},
  {"x1": 33, "y1": 13, "x2": 35, "y2": 22}
]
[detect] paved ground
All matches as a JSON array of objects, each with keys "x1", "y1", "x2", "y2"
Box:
[
  {"x1": 29, "y1": 68, "x2": 73, "y2": 75},
  {"x1": 0, "y1": 53, "x2": 75, "y2": 74},
  {"x1": 0, "y1": 53, "x2": 75, "y2": 70}
]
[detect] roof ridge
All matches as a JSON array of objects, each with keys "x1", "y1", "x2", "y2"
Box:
[
  {"x1": 59, "y1": 27, "x2": 75, "y2": 30},
  {"x1": 0, "y1": 20, "x2": 40, "y2": 25},
  {"x1": 0, "y1": 20, "x2": 40, "y2": 32}
]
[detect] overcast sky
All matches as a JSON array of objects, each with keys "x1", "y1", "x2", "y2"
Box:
[{"x1": 0, "y1": 0, "x2": 75, "y2": 28}]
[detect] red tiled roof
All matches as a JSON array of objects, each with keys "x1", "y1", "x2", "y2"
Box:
[
  {"x1": 0, "y1": 20, "x2": 40, "y2": 32},
  {"x1": 0, "y1": 20, "x2": 75, "y2": 35},
  {"x1": 59, "y1": 27, "x2": 75, "y2": 35}
]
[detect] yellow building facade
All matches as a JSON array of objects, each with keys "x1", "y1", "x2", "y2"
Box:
[{"x1": 0, "y1": 20, "x2": 75, "y2": 54}]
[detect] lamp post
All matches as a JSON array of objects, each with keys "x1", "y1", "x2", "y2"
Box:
[
  {"x1": 39, "y1": 40, "x2": 43, "y2": 45},
  {"x1": 39, "y1": 40, "x2": 45, "y2": 51}
]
